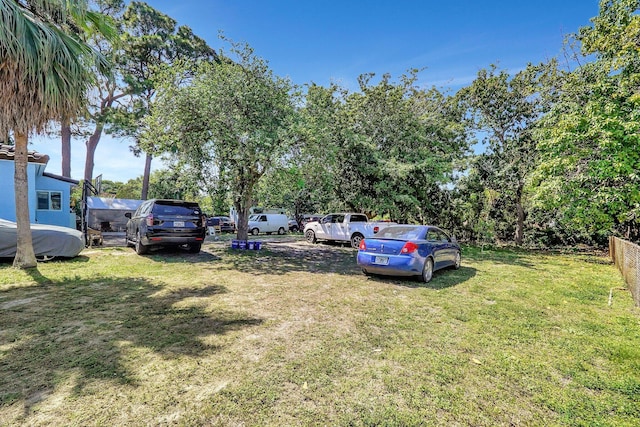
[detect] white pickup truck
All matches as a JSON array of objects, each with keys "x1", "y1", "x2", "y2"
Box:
[{"x1": 303, "y1": 213, "x2": 395, "y2": 248}]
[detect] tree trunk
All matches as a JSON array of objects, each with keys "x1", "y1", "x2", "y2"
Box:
[
  {"x1": 515, "y1": 186, "x2": 525, "y2": 246},
  {"x1": 236, "y1": 208, "x2": 249, "y2": 241},
  {"x1": 84, "y1": 123, "x2": 104, "y2": 184},
  {"x1": 61, "y1": 117, "x2": 71, "y2": 178},
  {"x1": 234, "y1": 192, "x2": 254, "y2": 241},
  {"x1": 13, "y1": 131, "x2": 37, "y2": 269},
  {"x1": 141, "y1": 152, "x2": 152, "y2": 200}
]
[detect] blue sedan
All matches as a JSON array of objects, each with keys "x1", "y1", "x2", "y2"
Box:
[{"x1": 357, "y1": 225, "x2": 461, "y2": 282}]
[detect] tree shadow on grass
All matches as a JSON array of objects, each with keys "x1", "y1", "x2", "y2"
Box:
[
  {"x1": 129, "y1": 246, "x2": 222, "y2": 263},
  {"x1": 363, "y1": 265, "x2": 477, "y2": 289},
  {"x1": 216, "y1": 240, "x2": 362, "y2": 276},
  {"x1": 0, "y1": 270, "x2": 261, "y2": 415},
  {"x1": 461, "y1": 245, "x2": 537, "y2": 269},
  {"x1": 0, "y1": 254, "x2": 91, "y2": 267}
]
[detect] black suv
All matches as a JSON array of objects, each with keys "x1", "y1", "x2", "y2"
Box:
[{"x1": 125, "y1": 199, "x2": 206, "y2": 254}]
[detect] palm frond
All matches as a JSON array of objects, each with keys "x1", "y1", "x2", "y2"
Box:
[{"x1": 0, "y1": 0, "x2": 111, "y2": 132}]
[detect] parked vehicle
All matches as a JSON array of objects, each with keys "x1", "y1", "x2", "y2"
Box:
[
  {"x1": 0, "y1": 219, "x2": 83, "y2": 260},
  {"x1": 357, "y1": 225, "x2": 461, "y2": 282},
  {"x1": 125, "y1": 199, "x2": 206, "y2": 254},
  {"x1": 300, "y1": 214, "x2": 321, "y2": 228},
  {"x1": 248, "y1": 213, "x2": 289, "y2": 235},
  {"x1": 288, "y1": 217, "x2": 300, "y2": 232},
  {"x1": 303, "y1": 213, "x2": 395, "y2": 248},
  {"x1": 206, "y1": 216, "x2": 235, "y2": 232}
]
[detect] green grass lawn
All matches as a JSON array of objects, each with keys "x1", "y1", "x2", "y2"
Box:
[{"x1": 1, "y1": 238, "x2": 639, "y2": 426}]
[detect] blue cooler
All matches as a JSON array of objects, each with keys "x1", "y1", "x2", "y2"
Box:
[
  {"x1": 231, "y1": 240, "x2": 240, "y2": 249},
  {"x1": 254, "y1": 241, "x2": 262, "y2": 250}
]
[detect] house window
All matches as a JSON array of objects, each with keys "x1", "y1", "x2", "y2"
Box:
[{"x1": 37, "y1": 191, "x2": 62, "y2": 211}]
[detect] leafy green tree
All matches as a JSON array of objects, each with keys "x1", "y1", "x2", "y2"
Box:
[
  {"x1": 0, "y1": 0, "x2": 111, "y2": 268},
  {"x1": 458, "y1": 63, "x2": 555, "y2": 245},
  {"x1": 112, "y1": 1, "x2": 216, "y2": 199},
  {"x1": 74, "y1": 0, "x2": 215, "y2": 195},
  {"x1": 144, "y1": 41, "x2": 296, "y2": 240},
  {"x1": 294, "y1": 83, "x2": 346, "y2": 213},
  {"x1": 147, "y1": 167, "x2": 202, "y2": 201},
  {"x1": 255, "y1": 166, "x2": 320, "y2": 220},
  {"x1": 114, "y1": 178, "x2": 142, "y2": 199},
  {"x1": 532, "y1": 0, "x2": 640, "y2": 242},
  {"x1": 299, "y1": 72, "x2": 467, "y2": 223}
]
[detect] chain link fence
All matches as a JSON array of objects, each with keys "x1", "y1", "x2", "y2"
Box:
[{"x1": 609, "y1": 236, "x2": 640, "y2": 307}]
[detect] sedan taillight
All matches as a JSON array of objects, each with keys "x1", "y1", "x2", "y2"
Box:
[
  {"x1": 359, "y1": 240, "x2": 367, "y2": 250},
  {"x1": 401, "y1": 242, "x2": 418, "y2": 254}
]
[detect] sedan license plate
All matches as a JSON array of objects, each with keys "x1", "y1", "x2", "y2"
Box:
[
  {"x1": 373, "y1": 256, "x2": 389, "y2": 265},
  {"x1": 173, "y1": 221, "x2": 185, "y2": 227}
]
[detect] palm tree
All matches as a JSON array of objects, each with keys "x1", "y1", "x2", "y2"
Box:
[{"x1": 0, "y1": 0, "x2": 111, "y2": 268}]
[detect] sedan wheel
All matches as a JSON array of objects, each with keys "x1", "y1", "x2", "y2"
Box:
[
  {"x1": 305, "y1": 229, "x2": 316, "y2": 243},
  {"x1": 454, "y1": 251, "x2": 461, "y2": 269},
  {"x1": 422, "y1": 258, "x2": 434, "y2": 283}
]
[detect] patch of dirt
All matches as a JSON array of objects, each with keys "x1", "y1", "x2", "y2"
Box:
[{"x1": 0, "y1": 296, "x2": 40, "y2": 310}]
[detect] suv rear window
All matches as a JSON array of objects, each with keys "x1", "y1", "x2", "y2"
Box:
[{"x1": 153, "y1": 202, "x2": 201, "y2": 216}]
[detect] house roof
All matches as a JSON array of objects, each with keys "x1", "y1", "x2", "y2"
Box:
[
  {"x1": 87, "y1": 196, "x2": 142, "y2": 211},
  {"x1": 43, "y1": 172, "x2": 79, "y2": 185},
  {"x1": 0, "y1": 144, "x2": 50, "y2": 164}
]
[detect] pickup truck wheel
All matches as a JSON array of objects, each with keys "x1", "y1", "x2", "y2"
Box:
[
  {"x1": 277, "y1": 227, "x2": 286, "y2": 235},
  {"x1": 251, "y1": 228, "x2": 260, "y2": 236},
  {"x1": 305, "y1": 229, "x2": 317, "y2": 243},
  {"x1": 351, "y1": 233, "x2": 364, "y2": 249}
]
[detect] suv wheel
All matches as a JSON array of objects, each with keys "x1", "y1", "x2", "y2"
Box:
[
  {"x1": 135, "y1": 231, "x2": 148, "y2": 255},
  {"x1": 188, "y1": 243, "x2": 201, "y2": 253}
]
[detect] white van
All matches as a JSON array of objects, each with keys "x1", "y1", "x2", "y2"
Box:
[{"x1": 248, "y1": 213, "x2": 289, "y2": 235}]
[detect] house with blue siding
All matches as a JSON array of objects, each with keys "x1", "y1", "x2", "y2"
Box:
[{"x1": 0, "y1": 144, "x2": 78, "y2": 229}]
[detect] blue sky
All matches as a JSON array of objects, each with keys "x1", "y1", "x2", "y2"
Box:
[{"x1": 32, "y1": 0, "x2": 601, "y2": 182}]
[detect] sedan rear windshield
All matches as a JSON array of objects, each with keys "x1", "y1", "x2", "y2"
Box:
[
  {"x1": 153, "y1": 203, "x2": 201, "y2": 216},
  {"x1": 376, "y1": 226, "x2": 424, "y2": 240}
]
